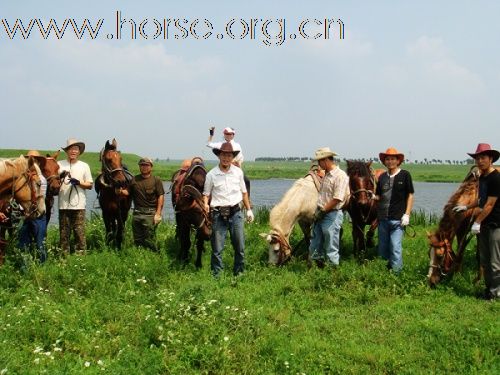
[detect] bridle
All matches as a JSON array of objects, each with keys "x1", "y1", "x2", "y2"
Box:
[
  {"x1": 350, "y1": 174, "x2": 376, "y2": 223},
  {"x1": 101, "y1": 150, "x2": 133, "y2": 190},
  {"x1": 11, "y1": 169, "x2": 44, "y2": 218},
  {"x1": 270, "y1": 231, "x2": 292, "y2": 265},
  {"x1": 44, "y1": 157, "x2": 62, "y2": 194},
  {"x1": 176, "y1": 184, "x2": 211, "y2": 231}
]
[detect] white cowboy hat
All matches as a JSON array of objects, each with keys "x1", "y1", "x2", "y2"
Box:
[
  {"x1": 62, "y1": 138, "x2": 85, "y2": 154},
  {"x1": 313, "y1": 147, "x2": 337, "y2": 161}
]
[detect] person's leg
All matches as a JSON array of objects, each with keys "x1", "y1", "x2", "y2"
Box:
[
  {"x1": 389, "y1": 220, "x2": 404, "y2": 273},
  {"x1": 377, "y1": 219, "x2": 390, "y2": 262},
  {"x1": 229, "y1": 211, "x2": 245, "y2": 276},
  {"x1": 59, "y1": 210, "x2": 71, "y2": 254},
  {"x1": 34, "y1": 215, "x2": 47, "y2": 263},
  {"x1": 323, "y1": 210, "x2": 343, "y2": 266},
  {"x1": 309, "y1": 221, "x2": 324, "y2": 261},
  {"x1": 487, "y1": 228, "x2": 500, "y2": 299},
  {"x1": 211, "y1": 212, "x2": 227, "y2": 277},
  {"x1": 73, "y1": 210, "x2": 87, "y2": 253}
]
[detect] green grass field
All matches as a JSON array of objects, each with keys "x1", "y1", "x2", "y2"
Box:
[
  {"x1": 1, "y1": 149, "x2": 476, "y2": 182},
  {"x1": 0, "y1": 211, "x2": 498, "y2": 374}
]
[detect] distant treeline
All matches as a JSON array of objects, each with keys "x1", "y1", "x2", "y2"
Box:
[{"x1": 255, "y1": 156, "x2": 475, "y2": 165}]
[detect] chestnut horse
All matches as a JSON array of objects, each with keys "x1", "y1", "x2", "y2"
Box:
[
  {"x1": 171, "y1": 158, "x2": 211, "y2": 268},
  {"x1": 427, "y1": 167, "x2": 480, "y2": 287},
  {"x1": 0, "y1": 156, "x2": 45, "y2": 264},
  {"x1": 95, "y1": 139, "x2": 133, "y2": 249},
  {"x1": 346, "y1": 160, "x2": 381, "y2": 260},
  {"x1": 37, "y1": 151, "x2": 62, "y2": 225}
]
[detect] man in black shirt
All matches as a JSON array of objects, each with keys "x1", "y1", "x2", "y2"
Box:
[
  {"x1": 375, "y1": 147, "x2": 414, "y2": 273},
  {"x1": 457, "y1": 143, "x2": 500, "y2": 300}
]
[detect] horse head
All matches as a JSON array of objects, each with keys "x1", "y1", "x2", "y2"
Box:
[
  {"x1": 100, "y1": 139, "x2": 130, "y2": 191},
  {"x1": 260, "y1": 230, "x2": 292, "y2": 266},
  {"x1": 10, "y1": 156, "x2": 46, "y2": 218},
  {"x1": 347, "y1": 160, "x2": 376, "y2": 206},
  {"x1": 44, "y1": 151, "x2": 62, "y2": 196},
  {"x1": 427, "y1": 231, "x2": 455, "y2": 287}
]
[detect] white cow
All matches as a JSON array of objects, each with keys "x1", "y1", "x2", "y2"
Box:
[{"x1": 260, "y1": 170, "x2": 322, "y2": 265}]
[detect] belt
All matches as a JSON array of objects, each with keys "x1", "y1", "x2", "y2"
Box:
[
  {"x1": 213, "y1": 203, "x2": 240, "y2": 211},
  {"x1": 133, "y1": 207, "x2": 156, "y2": 215}
]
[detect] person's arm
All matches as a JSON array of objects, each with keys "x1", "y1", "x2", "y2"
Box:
[
  {"x1": 156, "y1": 194, "x2": 164, "y2": 217},
  {"x1": 474, "y1": 196, "x2": 498, "y2": 224},
  {"x1": 203, "y1": 194, "x2": 211, "y2": 212},
  {"x1": 405, "y1": 193, "x2": 414, "y2": 216}
]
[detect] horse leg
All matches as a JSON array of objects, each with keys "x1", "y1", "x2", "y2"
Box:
[
  {"x1": 195, "y1": 231, "x2": 204, "y2": 269},
  {"x1": 366, "y1": 220, "x2": 377, "y2": 248},
  {"x1": 352, "y1": 223, "x2": 365, "y2": 261},
  {"x1": 177, "y1": 223, "x2": 191, "y2": 264}
]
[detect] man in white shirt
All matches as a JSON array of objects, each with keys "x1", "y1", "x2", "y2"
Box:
[
  {"x1": 58, "y1": 138, "x2": 93, "y2": 255},
  {"x1": 203, "y1": 142, "x2": 253, "y2": 277}
]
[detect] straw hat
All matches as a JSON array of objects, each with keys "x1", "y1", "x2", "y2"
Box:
[
  {"x1": 24, "y1": 150, "x2": 46, "y2": 165},
  {"x1": 379, "y1": 147, "x2": 404, "y2": 165},
  {"x1": 467, "y1": 143, "x2": 500, "y2": 163},
  {"x1": 223, "y1": 127, "x2": 235, "y2": 135},
  {"x1": 313, "y1": 147, "x2": 337, "y2": 161},
  {"x1": 213, "y1": 142, "x2": 240, "y2": 157},
  {"x1": 62, "y1": 138, "x2": 85, "y2": 154}
]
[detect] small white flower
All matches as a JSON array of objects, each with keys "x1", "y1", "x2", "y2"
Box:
[
  {"x1": 84, "y1": 361, "x2": 91, "y2": 367},
  {"x1": 1, "y1": 368, "x2": 8, "y2": 375},
  {"x1": 34, "y1": 358, "x2": 40, "y2": 364},
  {"x1": 223, "y1": 336, "x2": 229, "y2": 342},
  {"x1": 97, "y1": 360, "x2": 104, "y2": 366}
]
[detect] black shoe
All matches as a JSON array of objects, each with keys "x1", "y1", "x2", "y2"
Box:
[{"x1": 476, "y1": 290, "x2": 495, "y2": 300}]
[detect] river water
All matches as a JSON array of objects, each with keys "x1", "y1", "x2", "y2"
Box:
[{"x1": 47, "y1": 179, "x2": 458, "y2": 225}]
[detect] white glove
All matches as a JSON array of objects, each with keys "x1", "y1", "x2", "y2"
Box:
[
  {"x1": 452, "y1": 205, "x2": 467, "y2": 213},
  {"x1": 153, "y1": 214, "x2": 162, "y2": 225},
  {"x1": 471, "y1": 222, "x2": 480, "y2": 235},
  {"x1": 246, "y1": 209, "x2": 254, "y2": 223},
  {"x1": 401, "y1": 214, "x2": 410, "y2": 226}
]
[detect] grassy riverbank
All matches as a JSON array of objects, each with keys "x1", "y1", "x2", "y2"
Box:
[
  {"x1": 1, "y1": 149, "x2": 476, "y2": 182},
  {"x1": 0, "y1": 211, "x2": 498, "y2": 374}
]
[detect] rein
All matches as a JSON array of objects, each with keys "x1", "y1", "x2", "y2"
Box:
[
  {"x1": 11, "y1": 170, "x2": 42, "y2": 218},
  {"x1": 271, "y1": 231, "x2": 292, "y2": 265}
]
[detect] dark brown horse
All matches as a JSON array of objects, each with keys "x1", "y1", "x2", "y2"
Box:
[
  {"x1": 346, "y1": 160, "x2": 380, "y2": 260},
  {"x1": 171, "y1": 158, "x2": 211, "y2": 268},
  {"x1": 95, "y1": 139, "x2": 132, "y2": 249},
  {"x1": 427, "y1": 167, "x2": 480, "y2": 287}
]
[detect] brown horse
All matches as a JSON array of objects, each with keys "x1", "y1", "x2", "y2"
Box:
[
  {"x1": 0, "y1": 156, "x2": 45, "y2": 218},
  {"x1": 171, "y1": 158, "x2": 211, "y2": 268},
  {"x1": 427, "y1": 167, "x2": 481, "y2": 287},
  {"x1": 95, "y1": 139, "x2": 132, "y2": 249},
  {"x1": 346, "y1": 160, "x2": 380, "y2": 260},
  {"x1": 0, "y1": 156, "x2": 45, "y2": 264}
]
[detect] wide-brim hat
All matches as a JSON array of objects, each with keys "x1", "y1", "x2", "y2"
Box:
[
  {"x1": 213, "y1": 142, "x2": 240, "y2": 157},
  {"x1": 467, "y1": 143, "x2": 500, "y2": 163},
  {"x1": 313, "y1": 147, "x2": 337, "y2": 161},
  {"x1": 379, "y1": 147, "x2": 404, "y2": 165},
  {"x1": 223, "y1": 127, "x2": 235, "y2": 135},
  {"x1": 62, "y1": 138, "x2": 85, "y2": 154},
  {"x1": 138, "y1": 157, "x2": 153, "y2": 166},
  {"x1": 24, "y1": 150, "x2": 46, "y2": 166}
]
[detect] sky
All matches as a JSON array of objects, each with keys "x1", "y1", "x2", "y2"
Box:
[{"x1": 1, "y1": 0, "x2": 499, "y2": 162}]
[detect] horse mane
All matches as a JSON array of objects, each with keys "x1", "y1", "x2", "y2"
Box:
[
  {"x1": 0, "y1": 156, "x2": 28, "y2": 175},
  {"x1": 436, "y1": 173, "x2": 478, "y2": 237},
  {"x1": 346, "y1": 160, "x2": 372, "y2": 177}
]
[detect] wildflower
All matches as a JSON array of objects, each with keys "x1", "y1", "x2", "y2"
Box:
[
  {"x1": 97, "y1": 360, "x2": 104, "y2": 366},
  {"x1": 34, "y1": 358, "x2": 40, "y2": 364},
  {"x1": 33, "y1": 347, "x2": 43, "y2": 354},
  {"x1": 223, "y1": 336, "x2": 229, "y2": 342},
  {"x1": 1, "y1": 368, "x2": 7, "y2": 374},
  {"x1": 84, "y1": 361, "x2": 91, "y2": 367}
]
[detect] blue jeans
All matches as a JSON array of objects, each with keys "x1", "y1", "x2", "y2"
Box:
[
  {"x1": 378, "y1": 219, "x2": 404, "y2": 273},
  {"x1": 309, "y1": 210, "x2": 344, "y2": 266},
  {"x1": 18, "y1": 214, "x2": 47, "y2": 263},
  {"x1": 211, "y1": 210, "x2": 245, "y2": 276}
]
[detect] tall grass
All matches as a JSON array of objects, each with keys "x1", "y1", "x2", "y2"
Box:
[{"x1": 0, "y1": 210, "x2": 498, "y2": 374}]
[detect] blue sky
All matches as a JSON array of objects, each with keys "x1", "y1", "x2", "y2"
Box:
[{"x1": 1, "y1": 1, "x2": 499, "y2": 162}]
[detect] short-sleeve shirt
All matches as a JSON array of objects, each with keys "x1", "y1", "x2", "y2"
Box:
[
  {"x1": 129, "y1": 175, "x2": 165, "y2": 210},
  {"x1": 317, "y1": 166, "x2": 350, "y2": 210},
  {"x1": 203, "y1": 165, "x2": 247, "y2": 207},
  {"x1": 376, "y1": 169, "x2": 414, "y2": 220},
  {"x1": 58, "y1": 160, "x2": 93, "y2": 210},
  {"x1": 479, "y1": 169, "x2": 500, "y2": 228}
]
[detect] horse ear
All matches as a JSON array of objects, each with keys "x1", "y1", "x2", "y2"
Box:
[
  {"x1": 112, "y1": 138, "x2": 117, "y2": 148},
  {"x1": 105, "y1": 140, "x2": 111, "y2": 150},
  {"x1": 50, "y1": 150, "x2": 60, "y2": 160},
  {"x1": 259, "y1": 233, "x2": 272, "y2": 243},
  {"x1": 367, "y1": 161, "x2": 372, "y2": 168}
]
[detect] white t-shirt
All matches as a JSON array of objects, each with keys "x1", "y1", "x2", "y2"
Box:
[
  {"x1": 203, "y1": 165, "x2": 247, "y2": 207},
  {"x1": 58, "y1": 159, "x2": 93, "y2": 210}
]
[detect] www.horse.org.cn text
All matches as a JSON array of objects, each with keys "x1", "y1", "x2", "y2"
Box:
[{"x1": 0, "y1": 11, "x2": 345, "y2": 46}]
